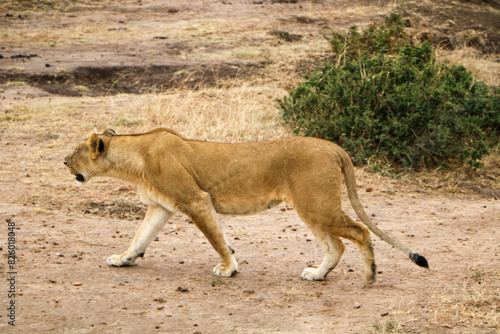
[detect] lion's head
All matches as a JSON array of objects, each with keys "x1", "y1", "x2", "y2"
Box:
[{"x1": 64, "y1": 129, "x2": 115, "y2": 183}]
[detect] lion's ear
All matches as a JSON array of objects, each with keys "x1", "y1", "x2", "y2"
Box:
[
  {"x1": 103, "y1": 129, "x2": 116, "y2": 136},
  {"x1": 88, "y1": 133, "x2": 105, "y2": 160}
]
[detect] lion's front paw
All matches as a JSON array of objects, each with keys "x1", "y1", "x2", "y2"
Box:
[
  {"x1": 301, "y1": 267, "x2": 326, "y2": 281},
  {"x1": 213, "y1": 262, "x2": 238, "y2": 277},
  {"x1": 107, "y1": 254, "x2": 136, "y2": 267}
]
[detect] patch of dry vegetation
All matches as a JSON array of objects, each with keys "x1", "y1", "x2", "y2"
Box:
[
  {"x1": 372, "y1": 268, "x2": 499, "y2": 333},
  {"x1": 372, "y1": 307, "x2": 420, "y2": 333},
  {"x1": 119, "y1": 85, "x2": 291, "y2": 142},
  {"x1": 430, "y1": 268, "x2": 499, "y2": 332},
  {"x1": 1, "y1": 82, "x2": 290, "y2": 144},
  {"x1": 2, "y1": 19, "x2": 140, "y2": 48},
  {"x1": 0, "y1": 0, "x2": 129, "y2": 12}
]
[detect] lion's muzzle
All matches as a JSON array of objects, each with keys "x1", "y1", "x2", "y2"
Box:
[{"x1": 63, "y1": 160, "x2": 85, "y2": 182}]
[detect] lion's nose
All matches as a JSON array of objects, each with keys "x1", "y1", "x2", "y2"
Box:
[{"x1": 63, "y1": 161, "x2": 67, "y2": 165}]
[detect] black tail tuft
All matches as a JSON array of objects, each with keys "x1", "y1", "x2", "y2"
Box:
[{"x1": 410, "y1": 253, "x2": 429, "y2": 269}]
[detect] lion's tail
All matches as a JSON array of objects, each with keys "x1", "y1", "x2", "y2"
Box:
[{"x1": 338, "y1": 150, "x2": 429, "y2": 269}]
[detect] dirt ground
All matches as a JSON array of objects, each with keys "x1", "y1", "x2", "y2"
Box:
[{"x1": 1, "y1": 0, "x2": 499, "y2": 333}]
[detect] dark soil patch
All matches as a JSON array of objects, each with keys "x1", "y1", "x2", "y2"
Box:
[
  {"x1": 270, "y1": 30, "x2": 302, "y2": 42},
  {"x1": 0, "y1": 61, "x2": 264, "y2": 96},
  {"x1": 78, "y1": 200, "x2": 146, "y2": 220}
]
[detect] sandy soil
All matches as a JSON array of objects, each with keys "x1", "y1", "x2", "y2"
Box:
[{"x1": 0, "y1": 0, "x2": 499, "y2": 333}]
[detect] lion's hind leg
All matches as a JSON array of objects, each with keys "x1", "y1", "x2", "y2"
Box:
[
  {"x1": 333, "y1": 213, "x2": 377, "y2": 284},
  {"x1": 298, "y1": 210, "x2": 376, "y2": 283},
  {"x1": 301, "y1": 227, "x2": 345, "y2": 281}
]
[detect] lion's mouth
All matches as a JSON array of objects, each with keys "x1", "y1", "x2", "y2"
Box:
[{"x1": 75, "y1": 174, "x2": 85, "y2": 182}]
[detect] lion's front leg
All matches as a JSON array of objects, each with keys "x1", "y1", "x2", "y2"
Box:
[{"x1": 107, "y1": 205, "x2": 173, "y2": 267}]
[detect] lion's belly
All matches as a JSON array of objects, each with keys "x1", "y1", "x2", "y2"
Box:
[{"x1": 212, "y1": 197, "x2": 283, "y2": 215}]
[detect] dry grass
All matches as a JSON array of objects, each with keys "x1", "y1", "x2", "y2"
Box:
[
  {"x1": 1, "y1": 21, "x2": 143, "y2": 48},
  {"x1": 430, "y1": 269, "x2": 500, "y2": 331},
  {"x1": 0, "y1": 0, "x2": 129, "y2": 12},
  {"x1": 0, "y1": 0, "x2": 393, "y2": 64},
  {"x1": 372, "y1": 311, "x2": 418, "y2": 333},
  {"x1": 1, "y1": 80, "x2": 291, "y2": 144},
  {"x1": 371, "y1": 268, "x2": 500, "y2": 333},
  {"x1": 438, "y1": 47, "x2": 500, "y2": 87},
  {"x1": 371, "y1": 296, "x2": 424, "y2": 334},
  {"x1": 0, "y1": 15, "x2": 330, "y2": 64},
  {"x1": 109, "y1": 83, "x2": 292, "y2": 142}
]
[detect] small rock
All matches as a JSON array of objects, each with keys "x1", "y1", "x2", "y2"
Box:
[
  {"x1": 73, "y1": 282, "x2": 82, "y2": 286},
  {"x1": 354, "y1": 302, "x2": 361, "y2": 309}
]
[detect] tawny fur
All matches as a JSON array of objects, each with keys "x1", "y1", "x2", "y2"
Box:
[{"x1": 64, "y1": 128, "x2": 428, "y2": 283}]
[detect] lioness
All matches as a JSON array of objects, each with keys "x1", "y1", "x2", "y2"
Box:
[{"x1": 64, "y1": 128, "x2": 428, "y2": 283}]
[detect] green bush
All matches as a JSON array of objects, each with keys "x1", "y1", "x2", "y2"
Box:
[{"x1": 277, "y1": 13, "x2": 500, "y2": 169}]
